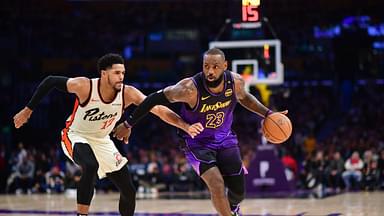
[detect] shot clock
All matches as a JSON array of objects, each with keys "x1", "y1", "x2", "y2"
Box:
[
  {"x1": 242, "y1": 0, "x2": 261, "y2": 23},
  {"x1": 232, "y1": 0, "x2": 262, "y2": 29}
]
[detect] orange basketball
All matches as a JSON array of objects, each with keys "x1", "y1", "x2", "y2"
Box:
[{"x1": 262, "y1": 112, "x2": 292, "y2": 144}]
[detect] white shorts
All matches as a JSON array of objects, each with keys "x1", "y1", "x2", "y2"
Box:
[{"x1": 61, "y1": 129, "x2": 128, "y2": 179}]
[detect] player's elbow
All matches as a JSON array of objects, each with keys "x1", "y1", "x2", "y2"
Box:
[{"x1": 163, "y1": 87, "x2": 177, "y2": 103}]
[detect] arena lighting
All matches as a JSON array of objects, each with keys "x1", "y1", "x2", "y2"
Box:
[
  {"x1": 314, "y1": 16, "x2": 384, "y2": 38},
  {"x1": 373, "y1": 41, "x2": 384, "y2": 49}
]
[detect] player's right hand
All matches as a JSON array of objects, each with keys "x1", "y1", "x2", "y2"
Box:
[
  {"x1": 13, "y1": 107, "x2": 33, "y2": 129},
  {"x1": 112, "y1": 122, "x2": 131, "y2": 144},
  {"x1": 186, "y1": 122, "x2": 204, "y2": 138}
]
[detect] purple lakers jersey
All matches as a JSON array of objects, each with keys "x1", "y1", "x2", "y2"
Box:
[{"x1": 180, "y1": 70, "x2": 238, "y2": 148}]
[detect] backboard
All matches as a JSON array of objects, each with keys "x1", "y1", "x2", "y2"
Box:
[{"x1": 209, "y1": 40, "x2": 283, "y2": 86}]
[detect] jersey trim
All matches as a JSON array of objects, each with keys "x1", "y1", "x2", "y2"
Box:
[
  {"x1": 122, "y1": 84, "x2": 126, "y2": 113},
  {"x1": 97, "y1": 78, "x2": 118, "y2": 104},
  {"x1": 61, "y1": 99, "x2": 80, "y2": 158},
  {"x1": 79, "y1": 79, "x2": 92, "y2": 107}
]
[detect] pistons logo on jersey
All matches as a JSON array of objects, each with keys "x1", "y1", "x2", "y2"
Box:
[
  {"x1": 83, "y1": 108, "x2": 118, "y2": 121},
  {"x1": 82, "y1": 108, "x2": 118, "y2": 129}
]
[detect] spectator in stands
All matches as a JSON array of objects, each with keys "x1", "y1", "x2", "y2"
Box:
[
  {"x1": 0, "y1": 143, "x2": 6, "y2": 193},
  {"x1": 46, "y1": 166, "x2": 65, "y2": 193},
  {"x1": 326, "y1": 151, "x2": 344, "y2": 192},
  {"x1": 303, "y1": 133, "x2": 317, "y2": 156},
  {"x1": 32, "y1": 168, "x2": 47, "y2": 193},
  {"x1": 342, "y1": 151, "x2": 364, "y2": 190},
  {"x1": 146, "y1": 152, "x2": 161, "y2": 193},
  {"x1": 281, "y1": 149, "x2": 298, "y2": 182},
  {"x1": 378, "y1": 149, "x2": 384, "y2": 189},
  {"x1": 14, "y1": 156, "x2": 35, "y2": 194},
  {"x1": 363, "y1": 157, "x2": 380, "y2": 191},
  {"x1": 306, "y1": 150, "x2": 328, "y2": 197},
  {"x1": 159, "y1": 155, "x2": 174, "y2": 191}
]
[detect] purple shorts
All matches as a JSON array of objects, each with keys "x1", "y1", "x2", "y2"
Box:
[{"x1": 182, "y1": 144, "x2": 248, "y2": 176}]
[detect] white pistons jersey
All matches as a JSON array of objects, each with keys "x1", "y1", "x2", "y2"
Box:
[
  {"x1": 66, "y1": 78, "x2": 124, "y2": 139},
  {"x1": 61, "y1": 78, "x2": 127, "y2": 178}
]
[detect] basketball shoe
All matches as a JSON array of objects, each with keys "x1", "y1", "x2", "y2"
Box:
[{"x1": 231, "y1": 204, "x2": 241, "y2": 216}]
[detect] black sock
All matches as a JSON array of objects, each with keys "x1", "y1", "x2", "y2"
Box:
[{"x1": 230, "y1": 204, "x2": 240, "y2": 211}]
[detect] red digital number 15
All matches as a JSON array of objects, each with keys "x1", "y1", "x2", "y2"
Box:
[{"x1": 242, "y1": 6, "x2": 259, "y2": 22}]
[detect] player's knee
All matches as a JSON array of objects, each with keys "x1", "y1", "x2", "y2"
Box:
[
  {"x1": 107, "y1": 166, "x2": 136, "y2": 201},
  {"x1": 229, "y1": 189, "x2": 245, "y2": 203},
  {"x1": 120, "y1": 183, "x2": 136, "y2": 200},
  {"x1": 228, "y1": 181, "x2": 245, "y2": 196},
  {"x1": 73, "y1": 143, "x2": 99, "y2": 174},
  {"x1": 207, "y1": 178, "x2": 226, "y2": 195},
  {"x1": 82, "y1": 159, "x2": 99, "y2": 174},
  {"x1": 225, "y1": 173, "x2": 246, "y2": 203}
]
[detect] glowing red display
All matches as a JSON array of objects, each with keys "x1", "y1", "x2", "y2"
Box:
[{"x1": 242, "y1": 0, "x2": 261, "y2": 22}]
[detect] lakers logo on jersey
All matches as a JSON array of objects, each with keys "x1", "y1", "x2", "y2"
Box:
[
  {"x1": 200, "y1": 100, "x2": 231, "y2": 113},
  {"x1": 225, "y1": 89, "x2": 233, "y2": 97}
]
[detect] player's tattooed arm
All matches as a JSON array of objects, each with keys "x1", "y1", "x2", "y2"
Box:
[
  {"x1": 232, "y1": 72, "x2": 271, "y2": 118},
  {"x1": 233, "y1": 72, "x2": 287, "y2": 118},
  {"x1": 113, "y1": 85, "x2": 203, "y2": 143},
  {"x1": 163, "y1": 78, "x2": 198, "y2": 109},
  {"x1": 121, "y1": 78, "x2": 197, "y2": 127}
]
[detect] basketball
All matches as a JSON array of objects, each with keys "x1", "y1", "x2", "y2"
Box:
[{"x1": 262, "y1": 112, "x2": 292, "y2": 144}]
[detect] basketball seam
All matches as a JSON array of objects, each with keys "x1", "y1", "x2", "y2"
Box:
[
  {"x1": 263, "y1": 122, "x2": 281, "y2": 142},
  {"x1": 268, "y1": 116, "x2": 288, "y2": 138}
]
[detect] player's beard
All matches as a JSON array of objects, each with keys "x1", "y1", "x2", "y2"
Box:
[
  {"x1": 204, "y1": 73, "x2": 224, "y2": 88},
  {"x1": 108, "y1": 76, "x2": 122, "y2": 92}
]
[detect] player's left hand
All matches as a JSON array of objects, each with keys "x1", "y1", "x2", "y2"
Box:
[
  {"x1": 261, "y1": 110, "x2": 289, "y2": 125},
  {"x1": 186, "y1": 122, "x2": 204, "y2": 138},
  {"x1": 279, "y1": 110, "x2": 288, "y2": 115},
  {"x1": 266, "y1": 110, "x2": 288, "y2": 118},
  {"x1": 112, "y1": 122, "x2": 131, "y2": 144},
  {"x1": 13, "y1": 107, "x2": 33, "y2": 129}
]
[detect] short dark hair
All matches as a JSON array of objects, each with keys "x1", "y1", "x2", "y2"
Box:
[
  {"x1": 204, "y1": 48, "x2": 226, "y2": 60},
  {"x1": 97, "y1": 53, "x2": 124, "y2": 73}
]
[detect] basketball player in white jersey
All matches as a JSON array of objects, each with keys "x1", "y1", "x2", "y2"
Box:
[{"x1": 13, "y1": 53, "x2": 204, "y2": 216}]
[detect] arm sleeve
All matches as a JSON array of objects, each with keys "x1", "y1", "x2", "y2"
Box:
[
  {"x1": 26, "y1": 76, "x2": 69, "y2": 110},
  {"x1": 125, "y1": 90, "x2": 171, "y2": 127}
]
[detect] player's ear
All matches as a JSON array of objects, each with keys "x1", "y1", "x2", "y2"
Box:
[
  {"x1": 101, "y1": 70, "x2": 106, "y2": 77},
  {"x1": 223, "y1": 61, "x2": 228, "y2": 70}
]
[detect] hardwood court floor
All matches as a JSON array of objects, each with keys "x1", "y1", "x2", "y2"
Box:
[{"x1": 0, "y1": 191, "x2": 383, "y2": 216}]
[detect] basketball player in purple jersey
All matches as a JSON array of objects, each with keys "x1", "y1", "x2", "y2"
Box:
[{"x1": 114, "y1": 48, "x2": 287, "y2": 216}]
